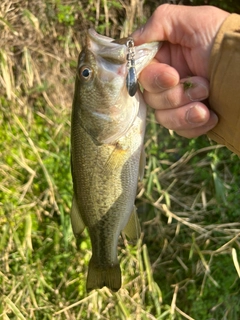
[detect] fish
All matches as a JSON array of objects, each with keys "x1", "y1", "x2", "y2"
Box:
[{"x1": 70, "y1": 28, "x2": 159, "y2": 292}]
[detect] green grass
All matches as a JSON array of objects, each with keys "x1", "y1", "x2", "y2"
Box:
[{"x1": 1, "y1": 1, "x2": 240, "y2": 319}]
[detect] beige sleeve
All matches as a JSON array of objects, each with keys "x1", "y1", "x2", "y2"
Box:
[{"x1": 208, "y1": 14, "x2": 240, "y2": 156}]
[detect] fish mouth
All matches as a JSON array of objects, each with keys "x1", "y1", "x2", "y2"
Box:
[
  {"x1": 87, "y1": 29, "x2": 127, "y2": 63},
  {"x1": 86, "y1": 29, "x2": 128, "y2": 84},
  {"x1": 87, "y1": 28, "x2": 160, "y2": 79}
]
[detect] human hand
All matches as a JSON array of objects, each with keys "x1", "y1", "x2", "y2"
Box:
[{"x1": 132, "y1": 4, "x2": 229, "y2": 138}]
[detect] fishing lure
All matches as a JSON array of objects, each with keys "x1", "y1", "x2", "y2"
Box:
[{"x1": 126, "y1": 38, "x2": 138, "y2": 97}]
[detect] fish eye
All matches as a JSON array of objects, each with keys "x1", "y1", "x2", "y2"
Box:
[{"x1": 79, "y1": 66, "x2": 93, "y2": 81}]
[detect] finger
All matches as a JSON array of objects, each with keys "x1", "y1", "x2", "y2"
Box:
[
  {"x1": 132, "y1": 4, "x2": 192, "y2": 45},
  {"x1": 138, "y1": 60, "x2": 179, "y2": 93},
  {"x1": 132, "y1": 4, "x2": 227, "y2": 46},
  {"x1": 154, "y1": 103, "x2": 218, "y2": 131},
  {"x1": 153, "y1": 43, "x2": 192, "y2": 78},
  {"x1": 175, "y1": 112, "x2": 219, "y2": 138},
  {"x1": 143, "y1": 77, "x2": 209, "y2": 110}
]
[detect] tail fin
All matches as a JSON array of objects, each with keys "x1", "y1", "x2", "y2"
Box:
[{"x1": 86, "y1": 258, "x2": 121, "y2": 292}]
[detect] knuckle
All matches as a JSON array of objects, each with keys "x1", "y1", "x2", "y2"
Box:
[
  {"x1": 163, "y1": 87, "x2": 182, "y2": 109},
  {"x1": 155, "y1": 110, "x2": 185, "y2": 131}
]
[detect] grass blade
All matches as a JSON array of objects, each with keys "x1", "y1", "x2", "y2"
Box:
[
  {"x1": 3, "y1": 297, "x2": 26, "y2": 320},
  {"x1": 232, "y1": 248, "x2": 240, "y2": 278}
]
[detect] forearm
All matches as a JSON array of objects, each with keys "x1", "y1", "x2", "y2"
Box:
[{"x1": 208, "y1": 14, "x2": 240, "y2": 156}]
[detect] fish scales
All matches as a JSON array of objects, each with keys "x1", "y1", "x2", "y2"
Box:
[{"x1": 70, "y1": 29, "x2": 159, "y2": 292}]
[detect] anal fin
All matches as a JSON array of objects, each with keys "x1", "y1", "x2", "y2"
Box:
[{"x1": 123, "y1": 206, "x2": 141, "y2": 243}]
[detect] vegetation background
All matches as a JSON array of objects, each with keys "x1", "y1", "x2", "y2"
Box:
[{"x1": 1, "y1": 0, "x2": 240, "y2": 319}]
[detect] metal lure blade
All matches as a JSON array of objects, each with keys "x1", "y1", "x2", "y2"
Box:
[
  {"x1": 126, "y1": 66, "x2": 137, "y2": 97},
  {"x1": 126, "y1": 38, "x2": 137, "y2": 97}
]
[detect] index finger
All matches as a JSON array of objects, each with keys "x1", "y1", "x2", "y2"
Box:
[
  {"x1": 132, "y1": 4, "x2": 179, "y2": 45},
  {"x1": 138, "y1": 60, "x2": 179, "y2": 93}
]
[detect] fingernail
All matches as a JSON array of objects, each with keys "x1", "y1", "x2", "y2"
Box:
[
  {"x1": 155, "y1": 73, "x2": 179, "y2": 90},
  {"x1": 186, "y1": 105, "x2": 207, "y2": 125},
  {"x1": 186, "y1": 83, "x2": 209, "y2": 101},
  {"x1": 154, "y1": 75, "x2": 165, "y2": 90}
]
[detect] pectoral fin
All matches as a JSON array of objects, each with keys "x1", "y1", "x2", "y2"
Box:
[
  {"x1": 123, "y1": 206, "x2": 141, "y2": 243},
  {"x1": 139, "y1": 147, "x2": 146, "y2": 181},
  {"x1": 70, "y1": 195, "x2": 85, "y2": 237}
]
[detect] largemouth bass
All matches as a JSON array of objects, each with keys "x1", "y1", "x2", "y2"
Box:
[{"x1": 71, "y1": 29, "x2": 159, "y2": 292}]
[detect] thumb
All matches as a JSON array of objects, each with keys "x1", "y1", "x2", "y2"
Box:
[
  {"x1": 132, "y1": 4, "x2": 229, "y2": 48},
  {"x1": 132, "y1": 4, "x2": 181, "y2": 45}
]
